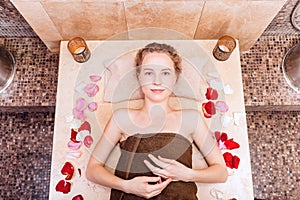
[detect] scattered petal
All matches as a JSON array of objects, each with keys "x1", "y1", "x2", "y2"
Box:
[
  {"x1": 233, "y1": 112, "x2": 245, "y2": 126},
  {"x1": 223, "y1": 84, "x2": 234, "y2": 94},
  {"x1": 202, "y1": 101, "x2": 216, "y2": 118},
  {"x1": 215, "y1": 101, "x2": 229, "y2": 112},
  {"x1": 224, "y1": 139, "x2": 240, "y2": 150},
  {"x1": 76, "y1": 98, "x2": 87, "y2": 112},
  {"x1": 89, "y1": 75, "x2": 102, "y2": 82},
  {"x1": 66, "y1": 151, "x2": 82, "y2": 160},
  {"x1": 55, "y1": 180, "x2": 71, "y2": 194},
  {"x1": 218, "y1": 140, "x2": 227, "y2": 150},
  {"x1": 223, "y1": 152, "x2": 240, "y2": 169},
  {"x1": 61, "y1": 162, "x2": 75, "y2": 180},
  {"x1": 208, "y1": 79, "x2": 223, "y2": 91},
  {"x1": 73, "y1": 108, "x2": 85, "y2": 122},
  {"x1": 72, "y1": 194, "x2": 84, "y2": 200},
  {"x1": 221, "y1": 114, "x2": 233, "y2": 127},
  {"x1": 78, "y1": 121, "x2": 91, "y2": 132},
  {"x1": 76, "y1": 130, "x2": 90, "y2": 142},
  {"x1": 88, "y1": 102, "x2": 98, "y2": 112},
  {"x1": 207, "y1": 72, "x2": 219, "y2": 78},
  {"x1": 84, "y1": 84, "x2": 99, "y2": 97},
  {"x1": 232, "y1": 155, "x2": 240, "y2": 169},
  {"x1": 65, "y1": 115, "x2": 74, "y2": 123},
  {"x1": 70, "y1": 129, "x2": 80, "y2": 143},
  {"x1": 70, "y1": 119, "x2": 82, "y2": 129},
  {"x1": 84, "y1": 135, "x2": 93, "y2": 148},
  {"x1": 68, "y1": 140, "x2": 82, "y2": 150},
  {"x1": 75, "y1": 82, "x2": 87, "y2": 93},
  {"x1": 205, "y1": 88, "x2": 218, "y2": 100}
]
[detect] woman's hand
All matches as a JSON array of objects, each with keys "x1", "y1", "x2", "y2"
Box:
[
  {"x1": 124, "y1": 176, "x2": 172, "y2": 199},
  {"x1": 144, "y1": 154, "x2": 192, "y2": 182}
]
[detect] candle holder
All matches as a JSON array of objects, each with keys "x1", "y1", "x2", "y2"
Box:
[
  {"x1": 213, "y1": 35, "x2": 236, "y2": 61},
  {"x1": 67, "y1": 37, "x2": 91, "y2": 63}
]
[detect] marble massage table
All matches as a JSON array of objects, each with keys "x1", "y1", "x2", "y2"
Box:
[{"x1": 49, "y1": 40, "x2": 254, "y2": 200}]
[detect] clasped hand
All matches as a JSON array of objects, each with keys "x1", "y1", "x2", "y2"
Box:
[{"x1": 144, "y1": 154, "x2": 191, "y2": 182}]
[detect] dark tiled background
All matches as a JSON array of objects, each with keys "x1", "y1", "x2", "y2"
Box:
[{"x1": 0, "y1": 0, "x2": 299, "y2": 199}]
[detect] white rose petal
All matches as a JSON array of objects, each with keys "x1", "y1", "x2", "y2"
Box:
[
  {"x1": 207, "y1": 71, "x2": 220, "y2": 78},
  {"x1": 233, "y1": 112, "x2": 246, "y2": 126},
  {"x1": 76, "y1": 130, "x2": 90, "y2": 142},
  {"x1": 65, "y1": 115, "x2": 74, "y2": 123},
  {"x1": 75, "y1": 81, "x2": 87, "y2": 93},
  {"x1": 70, "y1": 119, "x2": 82, "y2": 129},
  {"x1": 209, "y1": 79, "x2": 223, "y2": 91},
  {"x1": 224, "y1": 85, "x2": 234, "y2": 94},
  {"x1": 221, "y1": 114, "x2": 233, "y2": 128}
]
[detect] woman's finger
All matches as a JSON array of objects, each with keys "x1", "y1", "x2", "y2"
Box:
[
  {"x1": 148, "y1": 154, "x2": 169, "y2": 168},
  {"x1": 144, "y1": 160, "x2": 167, "y2": 177},
  {"x1": 158, "y1": 155, "x2": 175, "y2": 164}
]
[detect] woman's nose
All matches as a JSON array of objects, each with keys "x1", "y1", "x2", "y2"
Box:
[{"x1": 153, "y1": 74, "x2": 162, "y2": 85}]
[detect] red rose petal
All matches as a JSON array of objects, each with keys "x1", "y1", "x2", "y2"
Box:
[
  {"x1": 71, "y1": 129, "x2": 80, "y2": 143},
  {"x1": 202, "y1": 101, "x2": 216, "y2": 118},
  {"x1": 223, "y1": 152, "x2": 233, "y2": 169},
  {"x1": 72, "y1": 194, "x2": 84, "y2": 200},
  {"x1": 220, "y1": 132, "x2": 228, "y2": 142},
  {"x1": 61, "y1": 162, "x2": 75, "y2": 180},
  {"x1": 233, "y1": 155, "x2": 240, "y2": 169},
  {"x1": 205, "y1": 87, "x2": 218, "y2": 100},
  {"x1": 224, "y1": 139, "x2": 240, "y2": 150},
  {"x1": 55, "y1": 180, "x2": 71, "y2": 194},
  {"x1": 78, "y1": 121, "x2": 91, "y2": 132},
  {"x1": 84, "y1": 135, "x2": 93, "y2": 148}
]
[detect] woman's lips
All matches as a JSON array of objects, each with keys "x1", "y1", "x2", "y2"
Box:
[{"x1": 151, "y1": 89, "x2": 165, "y2": 94}]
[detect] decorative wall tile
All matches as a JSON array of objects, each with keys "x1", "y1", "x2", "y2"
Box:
[{"x1": 124, "y1": 1, "x2": 204, "y2": 39}]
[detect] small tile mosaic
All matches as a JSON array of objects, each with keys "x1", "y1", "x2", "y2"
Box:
[
  {"x1": 0, "y1": 38, "x2": 59, "y2": 107},
  {"x1": 241, "y1": 35, "x2": 300, "y2": 107},
  {"x1": 246, "y1": 111, "x2": 300, "y2": 199},
  {"x1": 0, "y1": 111, "x2": 55, "y2": 199},
  {"x1": 264, "y1": 0, "x2": 300, "y2": 35},
  {"x1": 0, "y1": 0, "x2": 37, "y2": 38}
]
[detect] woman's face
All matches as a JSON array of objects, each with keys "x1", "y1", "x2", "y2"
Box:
[{"x1": 138, "y1": 52, "x2": 177, "y2": 102}]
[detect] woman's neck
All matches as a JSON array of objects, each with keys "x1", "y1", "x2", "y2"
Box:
[{"x1": 142, "y1": 97, "x2": 172, "y2": 114}]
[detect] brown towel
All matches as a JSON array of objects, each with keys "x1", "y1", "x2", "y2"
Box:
[{"x1": 110, "y1": 133, "x2": 198, "y2": 200}]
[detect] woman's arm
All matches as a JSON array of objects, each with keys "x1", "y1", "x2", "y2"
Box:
[
  {"x1": 86, "y1": 112, "x2": 172, "y2": 198},
  {"x1": 189, "y1": 111, "x2": 228, "y2": 183}
]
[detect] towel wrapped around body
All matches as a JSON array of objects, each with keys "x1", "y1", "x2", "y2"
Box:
[{"x1": 110, "y1": 132, "x2": 198, "y2": 200}]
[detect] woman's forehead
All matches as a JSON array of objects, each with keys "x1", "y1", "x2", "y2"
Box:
[{"x1": 141, "y1": 52, "x2": 174, "y2": 69}]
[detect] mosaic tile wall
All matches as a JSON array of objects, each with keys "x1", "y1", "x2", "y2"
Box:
[
  {"x1": 246, "y1": 111, "x2": 300, "y2": 199},
  {"x1": 0, "y1": 111, "x2": 55, "y2": 199},
  {"x1": 241, "y1": 35, "x2": 300, "y2": 107},
  {"x1": 0, "y1": 0, "x2": 37, "y2": 38},
  {"x1": 264, "y1": 0, "x2": 300, "y2": 35},
  {"x1": 0, "y1": 38, "x2": 59, "y2": 106}
]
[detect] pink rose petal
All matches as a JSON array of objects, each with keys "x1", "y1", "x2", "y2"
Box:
[
  {"x1": 68, "y1": 141, "x2": 82, "y2": 150},
  {"x1": 72, "y1": 108, "x2": 85, "y2": 121},
  {"x1": 88, "y1": 102, "x2": 98, "y2": 112},
  {"x1": 89, "y1": 75, "x2": 102, "y2": 82},
  {"x1": 215, "y1": 101, "x2": 229, "y2": 112},
  {"x1": 84, "y1": 84, "x2": 99, "y2": 97},
  {"x1": 76, "y1": 98, "x2": 87, "y2": 111}
]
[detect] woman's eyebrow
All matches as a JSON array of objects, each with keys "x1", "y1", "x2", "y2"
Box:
[{"x1": 142, "y1": 68, "x2": 154, "y2": 71}]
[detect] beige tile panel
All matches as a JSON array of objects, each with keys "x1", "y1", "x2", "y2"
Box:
[
  {"x1": 124, "y1": 1, "x2": 205, "y2": 39},
  {"x1": 10, "y1": 1, "x2": 63, "y2": 51},
  {"x1": 41, "y1": 2, "x2": 127, "y2": 40},
  {"x1": 195, "y1": 0, "x2": 286, "y2": 50}
]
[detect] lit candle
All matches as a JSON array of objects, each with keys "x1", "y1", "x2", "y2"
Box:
[{"x1": 67, "y1": 37, "x2": 91, "y2": 63}]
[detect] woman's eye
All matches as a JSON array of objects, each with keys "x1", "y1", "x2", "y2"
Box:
[
  {"x1": 144, "y1": 71, "x2": 152, "y2": 76},
  {"x1": 162, "y1": 71, "x2": 170, "y2": 76}
]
